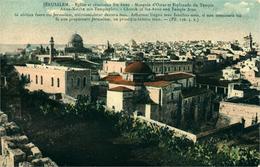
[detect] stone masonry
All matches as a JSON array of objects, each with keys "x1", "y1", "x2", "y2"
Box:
[{"x1": 0, "y1": 111, "x2": 57, "y2": 167}]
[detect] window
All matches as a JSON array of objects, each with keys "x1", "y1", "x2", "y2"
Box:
[
  {"x1": 57, "y1": 78, "x2": 60, "y2": 87},
  {"x1": 51, "y1": 77, "x2": 54, "y2": 86},
  {"x1": 120, "y1": 68, "x2": 122, "y2": 73},
  {"x1": 77, "y1": 78, "x2": 80, "y2": 87},
  {"x1": 83, "y1": 77, "x2": 86, "y2": 87},
  {"x1": 40, "y1": 76, "x2": 43, "y2": 85},
  {"x1": 36, "y1": 75, "x2": 38, "y2": 84},
  {"x1": 28, "y1": 74, "x2": 30, "y2": 81}
]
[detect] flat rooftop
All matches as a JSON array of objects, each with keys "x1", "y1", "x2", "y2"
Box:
[
  {"x1": 147, "y1": 61, "x2": 192, "y2": 64},
  {"x1": 182, "y1": 88, "x2": 210, "y2": 98},
  {"x1": 197, "y1": 76, "x2": 235, "y2": 87},
  {"x1": 15, "y1": 64, "x2": 89, "y2": 71},
  {"x1": 227, "y1": 94, "x2": 260, "y2": 106},
  {"x1": 102, "y1": 73, "x2": 182, "y2": 87},
  {"x1": 156, "y1": 72, "x2": 195, "y2": 81}
]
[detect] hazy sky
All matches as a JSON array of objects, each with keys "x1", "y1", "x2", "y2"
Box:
[{"x1": 0, "y1": 0, "x2": 259, "y2": 44}]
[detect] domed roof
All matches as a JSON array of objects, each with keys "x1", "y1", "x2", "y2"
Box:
[
  {"x1": 69, "y1": 33, "x2": 83, "y2": 43},
  {"x1": 125, "y1": 61, "x2": 152, "y2": 74}
]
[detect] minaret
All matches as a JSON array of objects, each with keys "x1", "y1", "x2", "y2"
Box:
[
  {"x1": 249, "y1": 33, "x2": 253, "y2": 51},
  {"x1": 49, "y1": 37, "x2": 54, "y2": 64},
  {"x1": 107, "y1": 41, "x2": 110, "y2": 49}
]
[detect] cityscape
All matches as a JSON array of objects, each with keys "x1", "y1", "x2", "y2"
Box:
[{"x1": 0, "y1": 31, "x2": 259, "y2": 166}]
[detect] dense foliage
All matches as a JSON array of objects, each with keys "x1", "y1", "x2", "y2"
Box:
[
  {"x1": 38, "y1": 97, "x2": 260, "y2": 166},
  {"x1": 0, "y1": 57, "x2": 28, "y2": 112}
]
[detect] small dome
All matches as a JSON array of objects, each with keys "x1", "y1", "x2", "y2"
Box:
[
  {"x1": 69, "y1": 33, "x2": 83, "y2": 43},
  {"x1": 125, "y1": 61, "x2": 152, "y2": 74}
]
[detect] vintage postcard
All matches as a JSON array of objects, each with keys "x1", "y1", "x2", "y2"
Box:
[{"x1": 0, "y1": 0, "x2": 259, "y2": 166}]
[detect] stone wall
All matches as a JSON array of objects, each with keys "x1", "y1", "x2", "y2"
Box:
[
  {"x1": 0, "y1": 111, "x2": 57, "y2": 167},
  {"x1": 181, "y1": 91, "x2": 212, "y2": 129},
  {"x1": 219, "y1": 101, "x2": 260, "y2": 127},
  {"x1": 135, "y1": 115, "x2": 197, "y2": 143},
  {"x1": 196, "y1": 122, "x2": 244, "y2": 140}
]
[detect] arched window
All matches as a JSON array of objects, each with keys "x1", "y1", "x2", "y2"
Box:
[
  {"x1": 28, "y1": 74, "x2": 30, "y2": 81},
  {"x1": 40, "y1": 76, "x2": 43, "y2": 85},
  {"x1": 57, "y1": 78, "x2": 60, "y2": 87},
  {"x1": 77, "y1": 78, "x2": 80, "y2": 87},
  {"x1": 36, "y1": 75, "x2": 38, "y2": 84},
  {"x1": 83, "y1": 77, "x2": 86, "y2": 87},
  {"x1": 51, "y1": 77, "x2": 54, "y2": 86}
]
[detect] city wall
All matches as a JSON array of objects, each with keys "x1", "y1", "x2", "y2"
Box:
[
  {"x1": 135, "y1": 115, "x2": 198, "y2": 142},
  {"x1": 135, "y1": 115, "x2": 254, "y2": 143},
  {"x1": 219, "y1": 101, "x2": 260, "y2": 127},
  {"x1": 0, "y1": 111, "x2": 57, "y2": 167},
  {"x1": 196, "y1": 122, "x2": 244, "y2": 140}
]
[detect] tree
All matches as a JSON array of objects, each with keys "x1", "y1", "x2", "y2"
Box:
[{"x1": 0, "y1": 57, "x2": 28, "y2": 112}]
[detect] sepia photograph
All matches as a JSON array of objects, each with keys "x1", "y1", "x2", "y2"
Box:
[{"x1": 0, "y1": 0, "x2": 260, "y2": 166}]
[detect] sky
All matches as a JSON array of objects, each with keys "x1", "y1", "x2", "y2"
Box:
[{"x1": 0, "y1": 0, "x2": 259, "y2": 44}]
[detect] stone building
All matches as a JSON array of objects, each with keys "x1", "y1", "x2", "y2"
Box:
[
  {"x1": 218, "y1": 82, "x2": 260, "y2": 128},
  {"x1": 107, "y1": 86, "x2": 134, "y2": 113},
  {"x1": 101, "y1": 60, "x2": 130, "y2": 77},
  {"x1": 14, "y1": 64, "x2": 91, "y2": 99},
  {"x1": 222, "y1": 67, "x2": 241, "y2": 81},
  {"x1": 100, "y1": 60, "x2": 193, "y2": 78},
  {"x1": 104, "y1": 61, "x2": 213, "y2": 128},
  {"x1": 181, "y1": 88, "x2": 213, "y2": 129},
  {"x1": 147, "y1": 61, "x2": 193, "y2": 74}
]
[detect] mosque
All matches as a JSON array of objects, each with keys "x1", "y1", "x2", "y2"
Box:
[
  {"x1": 35, "y1": 33, "x2": 93, "y2": 63},
  {"x1": 64, "y1": 33, "x2": 92, "y2": 54}
]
